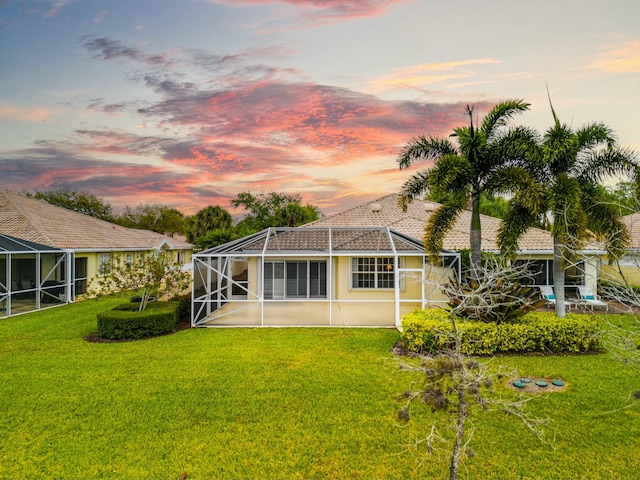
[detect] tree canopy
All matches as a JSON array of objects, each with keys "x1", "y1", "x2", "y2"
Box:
[
  {"x1": 29, "y1": 188, "x2": 115, "y2": 222},
  {"x1": 232, "y1": 191, "x2": 322, "y2": 232},
  {"x1": 117, "y1": 204, "x2": 185, "y2": 237},
  {"x1": 184, "y1": 205, "x2": 233, "y2": 243}
]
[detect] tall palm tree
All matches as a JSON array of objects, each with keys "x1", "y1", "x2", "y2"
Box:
[
  {"x1": 498, "y1": 98, "x2": 640, "y2": 317},
  {"x1": 397, "y1": 99, "x2": 535, "y2": 277}
]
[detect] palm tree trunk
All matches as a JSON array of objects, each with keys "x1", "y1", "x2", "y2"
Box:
[
  {"x1": 469, "y1": 191, "x2": 482, "y2": 279},
  {"x1": 553, "y1": 237, "x2": 566, "y2": 318}
]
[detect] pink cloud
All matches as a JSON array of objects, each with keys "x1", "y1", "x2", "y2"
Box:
[
  {"x1": 0, "y1": 103, "x2": 50, "y2": 122},
  {"x1": 589, "y1": 41, "x2": 640, "y2": 74}
]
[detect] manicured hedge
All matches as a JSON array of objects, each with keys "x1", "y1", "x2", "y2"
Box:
[
  {"x1": 401, "y1": 308, "x2": 599, "y2": 355},
  {"x1": 97, "y1": 301, "x2": 180, "y2": 340}
]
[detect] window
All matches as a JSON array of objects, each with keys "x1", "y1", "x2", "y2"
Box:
[
  {"x1": 125, "y1": 253, "x2": 133, "y2": 269},
  {"x1": 98, "y1": 253, "x2": 111, "y2": 276},
  {"x1": 264, "y1": 260, "x2": 327, "y2": 299},
  {"x1": 351, "y1": 257, "x2": 396, "y2": 289},
  {"x1": 513, "y1": 259, "x2": 584, "y2": 286}
]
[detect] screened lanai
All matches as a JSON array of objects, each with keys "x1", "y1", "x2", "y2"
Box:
[
  {"x1": 192, "y1": 227, "x2": 459, "y2": 328},
  {"x1": 0, "y1": 234, "x2": 72, "y2": 318}
]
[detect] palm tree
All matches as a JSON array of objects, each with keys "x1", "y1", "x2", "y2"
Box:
[
  {"x1": 184, "y1": 205, "x2": 233, "y2": 243},
  {"x1": 397, "y1": 100, "x2": 535, "y2": 277},
  {"x1": 498, "y1": 98, "x2": 640, "y2": 317}
]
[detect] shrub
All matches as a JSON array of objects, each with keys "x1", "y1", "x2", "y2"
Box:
[
  {"x1": 401, "y1": 309, "x2": 599, "y2": 355},
  {"x1": 175, "y1": 294, "x2": 191, "y2": 322},
  {"x1": 97, "y1": 301, "x2": 180, "y2": 340}
]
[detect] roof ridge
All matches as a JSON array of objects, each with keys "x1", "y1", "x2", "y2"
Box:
[{"x1": 304, "y1": 193, "x2": 399, "y2": 227}]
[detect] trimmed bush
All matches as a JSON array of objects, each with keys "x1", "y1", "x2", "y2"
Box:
[
  {"x1": 97, "y1": 301, "x2": 180, "y2": 340},
  {"x1": 401, "y1": 309, "x2": 600, "y2": 355},
  {"x1": 175, "y1": 294, "x2": 191, "y2": 322}
]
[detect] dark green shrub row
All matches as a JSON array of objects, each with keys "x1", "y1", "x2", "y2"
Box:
[
  {"x1": 97, "y1": 301, "x2": 180, "y2": 340},
  {"x1": 401, "y1": 309, "x2": 599, "y2": 355}
]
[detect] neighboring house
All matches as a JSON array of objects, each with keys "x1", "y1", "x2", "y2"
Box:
[
  {"x1": 0, "y1": 192, "x2": 193, "y2": 318},
  {"x1": 601, "y1": 211, "x2": 640, "y2": 286},
  {"x1": 307, "y1": 194, "x2": 603, "y2": 293},
  {"x1": 192, "y1": 194, "x2": 603, "y2": 328}
]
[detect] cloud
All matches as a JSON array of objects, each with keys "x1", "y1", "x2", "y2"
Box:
[
  {"x1": 82, "y1": 36, "x2": 169, "y2": 66},
  {"x1": 1, "y1": 36, "x2": 496, "y2": 215},
  {"x1": 207, "y1": 0, "x2": 411, "y2": 30},
  {"x1": 43, "y1": 0, "x2": 70, "y2": 18},
  {"x1": 367, "y1": 59, "x2": 502, "y2": 94},
  {"x1": 589, "y1": 41, "x2": 640, "y2": 74},
  {"x1": 0, "y1": 150, "x2": 230, "y2": 213},
  {"x1": 0, "y1": 103, "x2": 50, "y2": 122}
]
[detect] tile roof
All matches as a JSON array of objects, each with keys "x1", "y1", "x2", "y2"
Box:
[
  {"x1": 203, "y1": 227, "x2": 423, "y2": 255},
  {"x1": 622, "y1": 212, "x2": 640, "y2": 249},
  {"x1": 305, "y1": 193, "x2": 557, "y2": 252},
  {"x1": 0, "y1": 192, "x2": 192, "y2": 251}
]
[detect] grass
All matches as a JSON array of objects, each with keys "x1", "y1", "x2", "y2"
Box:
[{"x1": 0, "y1": 297, "x2": 638, "y2": 479}]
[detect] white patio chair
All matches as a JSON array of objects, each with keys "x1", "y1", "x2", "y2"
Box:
[
  {"x1": 539, "y1": 286, "x2": 573, "y2": 310},
  {"x1": 576, "y1": 286, "x2": 608, "y2": 312}
]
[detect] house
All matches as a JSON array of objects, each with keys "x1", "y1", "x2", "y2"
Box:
[
  {"x1": 0, "y1": 192, "x2": 193, "y2": 318},
  {"x1": 192, "y1": 194, "x2": 603, "y2": 328},
  {"x1": 192, "y1": 226, "x2": 459, "y2": 328},
  {"x1": 600, "y1": 211, "x2": 640, "y2": 286}
]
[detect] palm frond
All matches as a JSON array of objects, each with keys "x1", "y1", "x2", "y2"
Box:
[
  {"x1": 575, "y1": 147, "x2": 639, "y2": 184},
  {"x1": 575, "y1": 122, "x2": 617, "y2": 150},
  {"x1": 543, "y1": 124, "x2": 578, "y2": 175},
  {"x1": 427, "y1": 155, "x2": 473, "y2": 198},
  {"x1": 497, "y1": 203, "x2": 539, "y2": 260},
  {"x1": 546, "y1": 84, "x2": 561, "y2": 130},
  {"x1": 486, "y1": 166, "x2": 546, "y2": 215},
  {"x1": 581, "y1": 185, "x2": 631, "y2": 261},
  {"x1": 481, "y1": 99, "x2": 530, "y2": 140},
  {"x1": 424, "y1": 203, "x2": 463, "y2": 262},
  {"x1": 549, "y1": 174, "x2": 586, "y2": 246},
  {"x1": 397, "y1": 136, "x2": 457, "y2": 169},
  {"x1": 398, "y1": 169, "x2": 431, "y2": 211}
]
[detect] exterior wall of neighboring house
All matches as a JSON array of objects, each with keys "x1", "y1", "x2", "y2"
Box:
[
  {"x1": 600, "y1": 251, "x2": 640, "y2": 286},
  {"x1": 77, "y1": 248, "x2": 193, "y2": 296}
]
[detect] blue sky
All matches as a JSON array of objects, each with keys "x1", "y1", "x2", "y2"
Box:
[{"x1": 1, "y1": 0, "x2": 638, "y2": 215}]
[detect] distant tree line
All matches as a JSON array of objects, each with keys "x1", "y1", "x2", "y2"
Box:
[{"x1": 27, "y1": 189, "x2": 323, "y2": 250}]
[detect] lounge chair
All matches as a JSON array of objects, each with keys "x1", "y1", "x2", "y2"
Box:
[
  {"x1": 576, "y1": 286, "x2": 608, "y2": 312},
  {"x1": 539, "y1": 286, "x2": 573, "y2": 310}
]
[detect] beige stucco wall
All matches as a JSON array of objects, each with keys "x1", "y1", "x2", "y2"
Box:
[
  {"x1": 81, "y1": 248, "x2": 193, "y2": 293},
  {"x1": 241, "y1": 255, "x2": 450, "y2": 304},
  {"x1": 601, "y1": 252, "x2": 640, "y2": 286}
]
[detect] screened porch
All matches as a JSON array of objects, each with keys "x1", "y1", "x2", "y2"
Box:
[
  {"x1": 192, "y1": 227, "x2": 459, "y2": 327},
  {"x1": 0, "y1": 234, "x2": 72, "y2": 318}
]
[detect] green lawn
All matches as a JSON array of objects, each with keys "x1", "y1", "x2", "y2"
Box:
[{"x1": 0, "y1": 297, "x2": 638, "y2": 479}]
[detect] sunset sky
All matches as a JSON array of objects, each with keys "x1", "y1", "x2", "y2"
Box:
[{"x1": 1, "y1": 0, "x2": 639, "y2": 216}]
